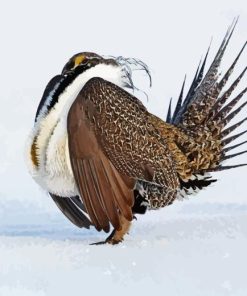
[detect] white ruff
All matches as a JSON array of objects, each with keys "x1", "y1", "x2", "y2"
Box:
[{"x1": 26, "y1": 63, "x2": 125, "y2": 196}]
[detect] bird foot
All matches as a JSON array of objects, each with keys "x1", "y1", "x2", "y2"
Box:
[
  {"x1": 90, "y1": 235, "x2": 123, "y2": 245},
  {"x1": 90, "y1": 216, "x2": 131, "y2": 245},
  {"x1": 90, "y1": 240, "x2": 122, "y2": 245}
]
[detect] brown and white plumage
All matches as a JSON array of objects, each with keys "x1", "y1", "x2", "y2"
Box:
[{"x1": 27, "y1": 20, "x2": 246, "y2": 244}]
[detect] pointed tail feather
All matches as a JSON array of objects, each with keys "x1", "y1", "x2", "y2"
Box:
[
  {"x1": 207, "y1": 67, "x2": 247, "y2": 121},
  {"x1": 221, "y1": 150, "x2": 247, "y2": 161},
  {"x1": 204, "y1": 163, "x2": 247, "y2": 172},
  {"x1": 171, "y1": 75, "x2": 186, "y2": 123},
  {"x1": 221, "y1": 101, "x2": 247, "y2": 128},
  {"x1": 212, "y1": 86, "x2": 247, "y2": 122},
  {"x1": 199, "y1": 19, "x2": 238, "y2": 92},
  {"x1": 222, "y1": 130, "x2": 247, "y2": 146},
  {"x1": 166, "y1": 98, "x2": 172, "y2": 123},
  {"x1": 216, "y1": 41, "x2": 247, "y2": 94},
  {"x1": 223, "y1": 140, "x2": 247, "y2": 153},
  {"x1": 166, "y1": 20, "x2": 247, "y2": 176},
  {"x1": 173, "y1": 52, "x2": 208, "y2": 124},
  {"x1": 221, "y1": 117, "x2": 247, "y2": 138},
  {"x1": 177, "y1": 19, "x2": 239, "y2": 126}
]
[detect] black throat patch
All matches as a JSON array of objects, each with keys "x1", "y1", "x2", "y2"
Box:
[{"x1": 35, "y1": 63, "x2": 97, "y2": 122}]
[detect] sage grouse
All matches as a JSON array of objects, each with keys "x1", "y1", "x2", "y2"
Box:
[{"x1": 27, "y1": 20, "x2": 247, "y2": 244}]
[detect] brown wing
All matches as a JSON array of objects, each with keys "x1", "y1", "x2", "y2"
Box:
[{"x1": 67, "y1": 77, "x2": 179, "y2": 232}]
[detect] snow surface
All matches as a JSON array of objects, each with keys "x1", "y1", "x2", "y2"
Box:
[{"x1": 0, "y1": 199, "x2": 247, "y2": 296}]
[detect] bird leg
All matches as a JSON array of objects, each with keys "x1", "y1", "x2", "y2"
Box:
[
  {"x1": 92, "y1": 216, "x2": 132, "y2": 245},
  {"x1": 106, "y1": 216, "x2": 132, "y2": 244}
]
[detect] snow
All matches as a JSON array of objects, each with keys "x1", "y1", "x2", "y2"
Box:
[{"x1": 0, "y1": 199, "x2": 247, "y2": 296}]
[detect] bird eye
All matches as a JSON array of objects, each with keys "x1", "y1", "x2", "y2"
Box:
[{"x1": 74, "y1": 55, "x2": 86, "y2": 67}]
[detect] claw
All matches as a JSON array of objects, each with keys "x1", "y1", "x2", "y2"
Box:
[
  {"x1": 90, "y1": 240, "x2": 107, "y2": 245},
  {"x1": 90, "y1": 237, "x2": 123, "y2": 245}
]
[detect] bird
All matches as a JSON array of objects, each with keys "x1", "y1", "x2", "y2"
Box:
[{"x1": 26, "y1": 19, "x2": 247, "y2": 244}]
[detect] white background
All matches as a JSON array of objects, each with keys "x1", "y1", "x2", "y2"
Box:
[{"x1": 0, "y1": 0, "x2": 246, "y2": 295}]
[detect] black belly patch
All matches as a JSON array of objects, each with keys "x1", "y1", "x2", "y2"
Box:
[{"x1": 132, "y1": 191, "x2": 147, "y2": 214}]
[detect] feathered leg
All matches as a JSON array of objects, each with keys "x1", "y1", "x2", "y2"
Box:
[{"x1": 92, "y1": 215, "x2": 132, "y2": 245}]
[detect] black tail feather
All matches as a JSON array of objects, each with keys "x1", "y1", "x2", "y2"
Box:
[
  {"x1": 221, "y1": 117, "x2": 247, "y2": 138},
  {"x1": 205, "y1": 163, "x2": 247, "y2": 172},
  {"x1": 212, "y1": 87, "x2": 247, "y2": 129},
  {"x1": 209, "y1": 67, "x2": 247, "y2": 120},
  {"x1": 197, "y1": 47, "x2": 210, "y2": 83},
  {"x1": 173, "y1": 52, "x2": 208, "y2": 124},
  {"x1": 221, "y1": 150, "x2": 247, "y2": 161},
  {"x1": 171, "y1": 75, "x2": 186, "y2": 123},
  {"x1": 173, "y1": 63, "x2": 200, "y2": 124},
  {"x1": 223, "y1": 140, "x2": 247, "y2": 153},
  {"x1": 216, "y1": 41, "x2": 247, "y2": 93},
  {"x1": 166, "y1": 98, "x2": 172, "y2": 123},
  {"x1": 222, "y1": 129, "x2": 247, "y2": 146},
  {"x1": 175, "y1": 19, "x2": 239, "y2": 126},
  {"x1": 198, "y1": 19, "x2": 237, "y2": 94},
  {"x1": 222, "y1": 101, "x2": 247, "y2": 127}
]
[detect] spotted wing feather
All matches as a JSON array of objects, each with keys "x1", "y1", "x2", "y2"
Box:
[{"x1": 68, "y1": 78, "x2": 179, "y2": 230}]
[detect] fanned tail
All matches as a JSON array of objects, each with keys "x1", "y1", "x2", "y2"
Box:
[{"x1": 166, "y1": 18, "x2": 247, "y2": 181}]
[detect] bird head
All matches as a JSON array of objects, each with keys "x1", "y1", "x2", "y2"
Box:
[
  {"x1": 62, "y1": 52, "x2": 152, "y2": 91},
  {"x1": 62, "y1": 52, "x2": 118, "y2": 74}
]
